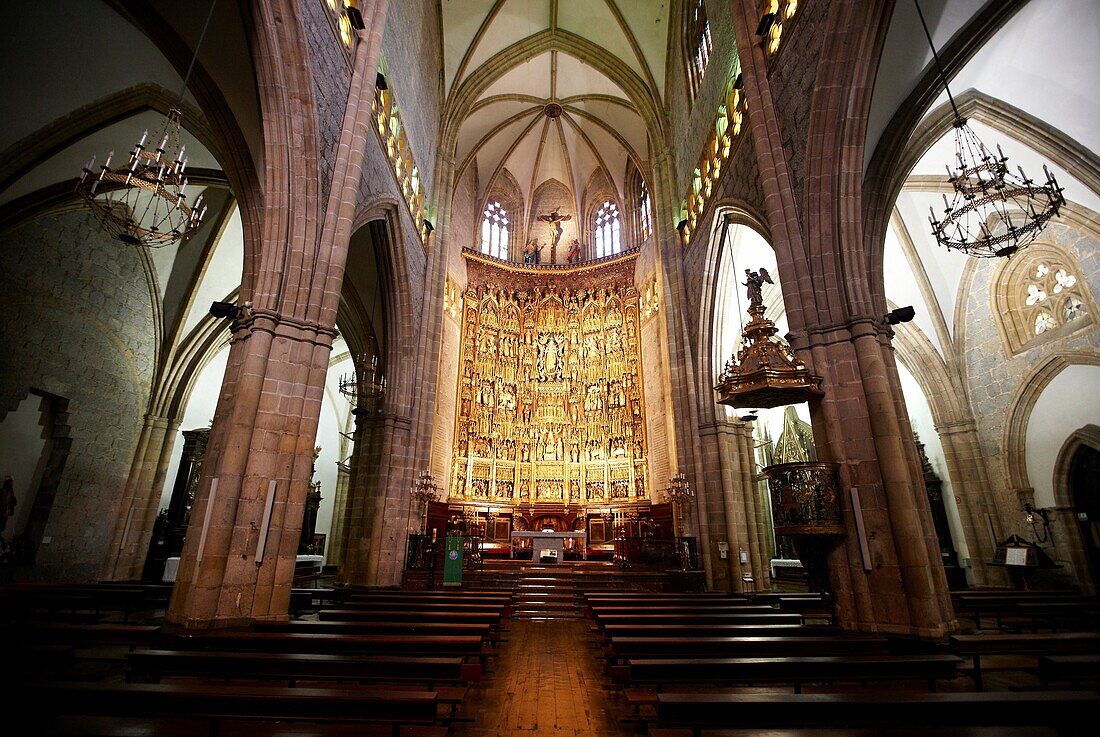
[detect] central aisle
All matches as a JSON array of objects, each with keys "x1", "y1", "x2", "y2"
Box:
[{"x1": 453, "y1": 618, "x2": 628, "y2": 737}]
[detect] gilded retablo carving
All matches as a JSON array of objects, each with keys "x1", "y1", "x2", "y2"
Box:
[{"x1": 451, "y1": 275, "x2": 648, "y2": 507}]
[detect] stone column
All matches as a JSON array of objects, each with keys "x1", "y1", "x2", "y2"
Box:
[
  {"x1": 340, "y1": 410, "x2": 415, "y2": 586},
  {"x1": 728, "y1": 0, "x2": 955, "y2": 636},
  {"x1": 934, "y1": 420, "x2": 1009, "y2": 586},
  {"x1": 697, "y1": 422, "x2": 736, "y2": 592},
  {"x1": 326, "y1": 461, "x2": 351, "y2": 567},
  {"x1": 102, "y1": 414, "x2": 180, "y2": 581},
  {"x1": 165, "y1": 0, "x2": 389, "y2": 629},
  {"x1": 699, "y1": 420, "x2": 771, "y2": 593}
]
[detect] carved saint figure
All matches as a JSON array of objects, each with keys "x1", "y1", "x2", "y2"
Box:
[
  {"x1": 538, "y1": 335, "x2": 562, "y2": 380},
  {"x1": 743, "y1": 268, "x2": 774, "y2": 308},
  {"x1": 523, "y1": 238, "x2": 543, "y2": 264},
  {"x1": 566, "y1": 238, "x2": 582, "y2": 264}
]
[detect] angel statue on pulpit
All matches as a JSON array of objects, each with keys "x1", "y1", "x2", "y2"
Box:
[{"x1": 743, "y1": 268, "x2": 774, "y2": 308}]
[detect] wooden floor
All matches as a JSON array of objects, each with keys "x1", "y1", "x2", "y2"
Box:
[
  {"x1": 450, "y1": 616, "x2": 1048, "y2": 737},
  {"x1": 454, "y1": 618, "x2": 629, "y2": 737}
]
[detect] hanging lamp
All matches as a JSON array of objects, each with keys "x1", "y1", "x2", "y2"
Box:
[
  {"x1": 339, "y1": 285, "x2": 387, "y2": 411},
  {"x1": 75, "y1": 0, "x2": 219, "y2": 247},
  {"x1": 914, "y1": 0, "x2": 1064, "y2": 258}
]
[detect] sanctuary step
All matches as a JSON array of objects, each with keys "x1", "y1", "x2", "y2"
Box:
[{"x1": 483, "y1": 562, "x2": 661, "y2": 620}]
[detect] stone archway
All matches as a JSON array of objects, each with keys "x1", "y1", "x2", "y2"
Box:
[{"x1": 1053, "y1": 425, "x2": 1100, "y2": 594}]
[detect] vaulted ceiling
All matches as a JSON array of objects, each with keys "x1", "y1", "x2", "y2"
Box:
[{"x1": 443, "y1": 0, "x2": 670, "y2": 220}]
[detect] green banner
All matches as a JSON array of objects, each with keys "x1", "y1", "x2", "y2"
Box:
[{"x1": 443, "y1": 536, "x2": 463, "y2": 587}]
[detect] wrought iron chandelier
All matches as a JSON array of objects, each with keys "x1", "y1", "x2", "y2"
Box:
[
  {"x1": 75, "y1": 0, "x2": 218, "y2": 248},
  {"x1": 338, "y1": 287, "x2": 387, "y2": 410},
  {"x1": 915, "y1": 0, "x2": 1064, "y2": 258},
  {"x1": 338, "y1": 342, "x2": 387, "y2": 410}
]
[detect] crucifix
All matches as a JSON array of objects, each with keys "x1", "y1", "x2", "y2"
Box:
[{"x1": 536, "y1": 206, "x2": 572, "y2": 263}]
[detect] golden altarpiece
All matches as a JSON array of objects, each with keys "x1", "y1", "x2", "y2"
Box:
[{"x1": 450, "y1": 249, "x2": 650, "y2": 521}]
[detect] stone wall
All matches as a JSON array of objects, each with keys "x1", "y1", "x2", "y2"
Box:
[
  {"x1": 766, "y1": 0, "x2": 830, "y2": 226},
  {"x1": 640, "y1": 312, "x2": 670, "y2": 502},
  {"x1": 0, "y1": 208, "x2": 156, "y2": 580},
  {"x1": 962, "y1": 220, "x2": 1100, "y2": 548},
  {"x1": 668, "y1": 0, "x2": 741, "y2": 195},
  {"x1": 300, "y1": 0, "x2": 352, "y2": 213},
  {"x1": 382, "y1": 0, "x2": 442, "y2": 199},
  {"x1": 680, "y1": 135, "x2": 764, "y2": 350}
]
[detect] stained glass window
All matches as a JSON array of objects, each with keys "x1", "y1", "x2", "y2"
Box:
[
  {"x1": 995, "y1": 246, "x2": 1093, "y2": 353},
  {"x1": 481, "y1": 201, "x2": 509, "y2": 260},
  {"x1": 686, "y1": 0, "x2": 712, "y2": 99},
  {"x1": 594, "y1": 201, "x2": 621, "y2": 258}
]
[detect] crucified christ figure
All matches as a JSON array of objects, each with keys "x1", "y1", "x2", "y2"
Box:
[{"x1": 536, "y1": 206, "x2": 572, "y2": 263}]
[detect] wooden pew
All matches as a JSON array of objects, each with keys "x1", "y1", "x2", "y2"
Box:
[
  {"x1": 319, "y1": 609, "x2": 502, "y2": 627},
  {"x1": 336, "y1": 601, "x2": 507, "y2": 613},
  {"x1": 347, "y1": 594, "x2": 512, "y2": 603},
  {"x1": 949, "y1": 632, "x2": 1100, "y2": 690},
  {"x1": 593, "y1": 613, "x2": 804, "y2": 630},
  {"x1": 628, "y1": 654, "x2": 963, "y2": 692},
  {"x1": 0, "y1": 589, "x2": 97, "y2": 623},
  {"x1": 1013, "y1": 601, "x2": 1100, "y2": 631},
  {"x1": 127, "y1": 650, "x2": 480, "y2": 686},
  {"x1": 255, "y1": 619, "x2": 494, "y2": 640},
  {"x1": 655, "y1": 690, "x2": 1100, "y2": 737},
  {"x1": 1038, "y1": 654, "x2": 1100, "y2": 689},
  {"x1": 588, "y1": 603, "x2": 777, "y2": 613},
  {"x1": 0, "y1": 622, "x2": 161, "y2": 649},
  {"x1": 17, "y1": 680, "x2": 441, "y2": 737},
  {"x1": 952, "y1": 591, "x2": 1097, "y2": 630},
  {"x1": 346, "y1": 594, "x2": 514, "y2": 615},
  {"x1": 582, "y1": 590, "x2": 736, "y2": 597},
  {"x1": 599, "y1": 623, "x2": 838, "y2": 641},
  {"x1": 607, "y1": 635, "x2": 890, "y2": 663},
  {"x1": 0, "y1": 583, "x2": 170, "y2": 623},
  {"x1": 158, "y1": 631, "x2": 487, "y2": 660}
]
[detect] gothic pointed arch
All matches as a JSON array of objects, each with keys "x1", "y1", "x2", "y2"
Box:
[{"x1": 1002, "y1": 351, "x2": 1100, "y2": 494}]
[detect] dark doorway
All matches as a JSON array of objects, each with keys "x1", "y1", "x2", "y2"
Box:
[{"x1": 1069, "y1": 444, "x2": 1100, "y2": 592}]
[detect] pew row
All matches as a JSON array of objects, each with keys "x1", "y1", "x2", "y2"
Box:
[{"x1": 655, "y1": 690, "x2": 1100, "y2": 737}]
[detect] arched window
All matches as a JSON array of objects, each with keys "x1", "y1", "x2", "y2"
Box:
[
  {"x1": 594, "y1": 200, "x2": 622, "y2": 258},
  {"x1": 686, "y1": 0, "x2": 713, "y2": 100},
  {"x1": 992, "y1": 243, "x2": 1095, "y2": 355},
  {"x1": 480, "y1": 200, "x2": 509, "y2": 260},
  {"x1": 324, "y1": 1, "x2": 360, "y2": 48},
  {"x1": 627, "y1": 168, "x2": 652, "y2": 246}
]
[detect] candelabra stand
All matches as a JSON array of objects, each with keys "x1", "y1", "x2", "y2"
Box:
[
  {"x1": 661, "y1": 472, "x2": 695, "y2": 539},
  {"x1": 411, "y1": 469, "x2": 440, "y2": 534}
]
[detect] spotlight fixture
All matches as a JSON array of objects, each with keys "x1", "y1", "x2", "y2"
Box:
[
  {"x1": 75, "y1": 0, "x2": 219, "y2": 247},
  {"x1": 346, "y1": 4, "x2": 365, "y2": 30},
  {"x1": 209, "y1": 301, "x2": 241, "y2": 320},
  {"x1": 740, "y1": 412, "x2": 758, "y2": 422},
  {"x1": 376, "y1": 72, "x2": 388, "y2": 91},
  {"x1": 423, "y1": 218, "x2": 435, "y2": 233},
  {"x1": 885, "y1": 306, "x2": 916, "y2": 325},
  {"x1": 755, "y1": 12, "x2": 776, "y2": 37},
  {"x1": 914, "y1": 0, "x2": 1064, "y2": 258},
  {"x1": 733, "y1": 73, "x2": 744, "y2": 90},
  {"x1": 676, "y1": 219, "x2": 689, "y2": 232}
]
